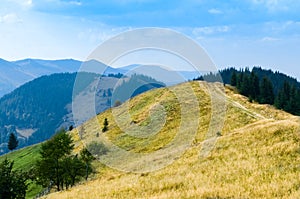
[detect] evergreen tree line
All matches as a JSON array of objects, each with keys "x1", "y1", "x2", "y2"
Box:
[
  {"x1": 194, "y1": 67, "x2": 300, "y2": 116},
  {"x1": 230, "y1": 70, "x2": 275, "y2": 105}
]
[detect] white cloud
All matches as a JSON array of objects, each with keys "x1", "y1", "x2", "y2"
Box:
[
  {"x1": 68, "y1": 1, "x2": 82, "y2": 6},
  {"x1": 260, "y1": 36, "x2": 280, "y2": 42},
  {"x1": 0, "y1": 13, "x2": 22, "y2": 24},
  {"x1": 7, "y1": 0, "x2": 33, "y2": 8},
  {"x1": 208, "y1": 8, "x2": 223, "y2": 15},
  {"x1": 77, "y1": 26, "x2": 130, "y2": 44},
  {"x1": 249, "y1": 0, "x2": 299, "y2": 12},
  {"x1": 193, "y1": 26, "x2": 230, "y2": 35}
]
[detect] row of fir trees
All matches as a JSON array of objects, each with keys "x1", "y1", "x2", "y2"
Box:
[{"x1": 230, "y1": 69, "x2": 300, "y2": 115}]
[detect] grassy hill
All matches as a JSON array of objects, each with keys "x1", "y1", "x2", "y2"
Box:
[
  {"x1": 40, "y1": 80, "x2": 300, "y2": 199},
  {"x1": 2, "y1": 80, "x2": 300, "y2": 198}
]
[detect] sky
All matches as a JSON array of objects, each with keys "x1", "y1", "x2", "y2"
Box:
[{"x1": 1, "y1": 0, "x2": 300, "y2": 79}]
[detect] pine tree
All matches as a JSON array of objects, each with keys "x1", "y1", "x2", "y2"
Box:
[
  {"x1": 274, "y1": 81, "x2": 292, "y2": 111},
  {"x1": 259, "y1": 77, "x2": 274, "y2": 104},
  {"x1": 240, "y1": 74, "x2": 250, "y2": 96},
  {"x1": 286, "y1": 85, "x2": 297, "y2": 113},
  {"x1": 236, "y1": 72, "x2": 244, "y2": 89},
  {"x1": 230, "y1": 71, "x2": 237, "y2": 86},
  {"x1": 7, "y1": 133, "x2": 18, "y2": 151},
  {"x1": 249, "y1": 71, "x2": 260, "y2": 100},
  {"x1": 102, "y1": 118, "x2": 109, "y2": 132}
]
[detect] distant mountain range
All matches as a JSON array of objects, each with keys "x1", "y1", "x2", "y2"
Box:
[
  {"x1": 0, "y1": 71, "x2": 165, "y2": 155},
  {"x1": 0, "y1": 58, "x2": 200, "y2": 98}
]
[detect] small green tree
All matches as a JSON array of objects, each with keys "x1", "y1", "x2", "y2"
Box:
[
  {"x1": 0, "y1": 158, "x2": 30, "y2": 199},
  {"x1": 7, "y1": 133, "x2": 18, "y2": 151},
  {"x1": 35, "y1": 129, "x2": 74, "y2": 191},
  {"x1": 61, "y1": 155, "x2": 85, "y2": 189},
  {"x1": 102, "y1": 118, "x2": 109, "y2": 132},
  {"x1": 80, "y1": 148, "x2": 95, "y2": 180},
  {"x1": 69, "y1": 125, "x2": 74, "y2": 131},
  {"x1": 103, "y1": 118, "x2": 108, "y2": 126}
]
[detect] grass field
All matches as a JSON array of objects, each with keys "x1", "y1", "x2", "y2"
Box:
[
  {"x1": 0, "y1": 144, "x2": 43, "y2": 199},
  {"x1": 2, "y1": 80, "x2": 299, "y2": 198},
  {"x1": 41, "y1": 81, "x2": 300, "y2": 199}
]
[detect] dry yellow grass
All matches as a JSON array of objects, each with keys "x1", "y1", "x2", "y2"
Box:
[{"x1": 43, "y1": 81, "x2": 300, "y2": 199}]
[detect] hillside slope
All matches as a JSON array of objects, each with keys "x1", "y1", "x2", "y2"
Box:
[
  {"x1": 44, "y1": 81, "x2": 300, "y2": 198},
  {"x1": 0, "y1": 73, "x2": 116, "y2": 154}
]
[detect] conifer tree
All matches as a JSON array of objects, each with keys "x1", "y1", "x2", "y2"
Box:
[
  {"x1": 7, "y1": 133, "x2": 18, "y2": 151},
  {"x1": 259, "y1": 77, "x2": 274, "y2": 104},
  {"x1": 249, "y1": 71, "x2": 260, "y2": 100},
  {"x1": 231, "y1": 71, "x2": 237, "y2": 86}
]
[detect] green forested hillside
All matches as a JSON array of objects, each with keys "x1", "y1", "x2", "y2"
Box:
[
  {"x1": 0, "y1": 73, "x2": 164, "y2": 155},
  {"x1": 0, "y1": 73, "x2": 99, "y2": 154},
  {"x1": 196, "y1": 67, "x2": 300, "y2": 115}
]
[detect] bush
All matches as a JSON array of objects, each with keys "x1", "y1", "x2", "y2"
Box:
[{"x1": 87, "y1": 141, "x2": 108, "y2": 157}]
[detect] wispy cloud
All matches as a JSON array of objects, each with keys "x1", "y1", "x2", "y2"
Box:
[
  {"x1": 208, "y1": 8, "x2": 223, "y2": 15},
  {"x1": 250, "y1": 0, "x2": 300, "y2": 12},
  {"x1": 0, "y1": 13, "x2": 22, "y2": 24},
  {"x1": 260, "y1": 36, "x2": 280, "y2": 42},
  {"x1": 193, "y1": 26, "x2": 230, "y2": 35},
  {"x1": 6, "y1": 0, "x2": 33, "y2": 8}
]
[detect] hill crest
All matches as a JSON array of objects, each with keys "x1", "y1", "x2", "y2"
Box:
[{"x1": 41, "y1": 80, "x2": 300, "y2": 199}]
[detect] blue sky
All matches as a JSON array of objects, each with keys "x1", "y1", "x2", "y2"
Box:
[{"x1": 1, "y1": 0, "x2": 300, "y2": 79}]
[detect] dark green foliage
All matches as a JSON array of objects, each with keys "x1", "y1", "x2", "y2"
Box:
[
  {"x1": 0, "y1": 158, "x2": 30, "y2": 199},
  {"x1": 0, "y1": 72, "x2": 98, "y2": 155},
  {"x1": 102, "y1": 126, "x2": 108, "y2": 132},
  {"x1": 275, "y1": 81, "x2": 300, "y2": 115},
  {"x1": 102, "y1": 118, "x2": 109, "y2": 132},
  {"x1": 249, "y1": 71, "x2": 260, "y2": 100},
  {"x1": 194, "y1": 67, "x2": 300, "y2": 116},
  {"x1": 35, "y1": 129, "x2": 75, "y2": 191},
  {"x1": 68, "y1": 125, "x2": 74, "y2": 131},
  {"x1": 86, "y1": 141, "x2": 108, "y2": 157},
  {"x1": 230, "y1": 71, "x2": 237, "y2": 86},
  {"x1": 240, "y1": 73, "x2": 250, "y2": 96},
  {"x1": 61, "y1": 155, "x2": 85, "y2": 189},
  {"x1": 80, "y1": 148, "x2": 95, "y2": 180},
  {"x1": 259, "y1": 77, "x2": 274, "y2": 104},
  {"x1": 7, "y1": 133, "x2": 18, "y2": 151},
  {"x1": 103, "y1": 118, "x2": 108, "y2": 126}
]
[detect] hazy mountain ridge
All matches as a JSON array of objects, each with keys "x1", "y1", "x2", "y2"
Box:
[
  {"x1": 0, "y1": 58, "x2": 201, "y2": 98},
  {"x1": 0, "y1": 58, "x2": 120, "y2": 98},
  {"x1": 0, "y1": 72, "x2": 103, "y2": 154},
  {"x1": 0, "y1": 72, "x2": 165, "y2": 155}
]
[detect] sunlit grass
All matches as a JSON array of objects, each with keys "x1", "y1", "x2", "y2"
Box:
[{"x1": 40, "y1": 81, "x2": 300, "y2": 198}]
